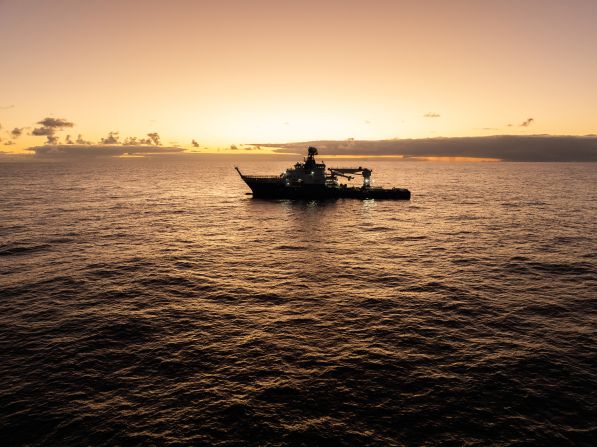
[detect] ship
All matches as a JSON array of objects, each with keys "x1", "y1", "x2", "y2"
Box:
[{"x1": 235, "y1": 146, "x2": 410, "y2": 200}]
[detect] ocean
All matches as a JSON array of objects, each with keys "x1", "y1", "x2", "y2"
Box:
[{"x1": 1, "y1": 156, "x2": 595, "y2": 446}]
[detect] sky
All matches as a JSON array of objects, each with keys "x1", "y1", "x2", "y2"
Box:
[{"x1": 0, "y1": 0, "x2": 596, "y2": 155}]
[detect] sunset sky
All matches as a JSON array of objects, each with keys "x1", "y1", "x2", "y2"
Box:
[{"x1": 1, "y1": 0, "x2": 596, "y2": 153}]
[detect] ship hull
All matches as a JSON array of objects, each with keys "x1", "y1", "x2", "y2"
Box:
[{"x1": 242, "y1": 177, "x2": 410, "y2": 200}]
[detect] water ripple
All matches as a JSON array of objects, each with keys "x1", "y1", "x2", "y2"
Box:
[{"x1": 0, "y1": 158, "x2": 595, "y2": 446}]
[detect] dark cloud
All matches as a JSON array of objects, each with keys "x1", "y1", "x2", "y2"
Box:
[
  {"x1": 31, "y1": 127, "x2": 54, "y2": 136},
  {"x1": 122, "y1": 136, "x2": 152, "y2": 145},
  {"x1": 424, "y1": 112, "x2": 441, "y2": 118},
  {"x1": 100, "y1": 131, "x2": 120, "y2": 145},
  {"x1": 65, "y1": 135, "x2": 74, "y2": 144},
  {"x1": 506, "y1": 118, "x2": 534, "y2": 127},
  {"x1": 123, "y1": 137, "x2": 140, "y2": 145},
  {"x1": 257, "y1": 135, "x2": 597, "y2": 162},
  {"x1": 0, "y1": 105, "x2": 15, "y2": 110},
  {"x1": 121, "y1": 135, "x2": 169, "y2": 146},
  {"x1": 31, "y1": 116, "x2": 74, "y2": 145},
  {"x1": 37, "y1": 117, "x2": 74, "y2": 129},
  {"x1": 29, "y1": 144, "x2": 185, "y2": 159},
  {"x1": 11, "y1": 127, "x2": 24, "y2": 139},
  {"x1": 191, "y1": 139, "x2": 199, "y2": 148},
  {"x1": 4, "y1": 140, "x2": 15, "y2": 145},
  {"x1": 76, "y1": 134, "x2": 91, "y2": 145},
  {"x1": 230, "y1": 144, "x2": 238, "y2": 150},
  {"x1": 147, "y1": 132, "x2": 160, "y2": 146}
]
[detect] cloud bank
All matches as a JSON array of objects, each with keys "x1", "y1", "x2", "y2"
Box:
[
  {"x1": 29, "y1": 145, "x2": 185, "y2": 159},
  {"x1": 255, "y1": 135, "x2": 597, "y2": 162}
]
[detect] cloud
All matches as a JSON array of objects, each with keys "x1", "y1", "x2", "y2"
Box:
[
  {"x1": 11, "y1": 127, "x2": 24, "y2": 139},
  {"x1": 256, "y1": 135, "x2": 597, "y2": 162},
  {"x1": 123, "y1": 137, "x2": 140, "y2": 145},
  {"x1": 230, "y1": 144, "x2": 238, "y2": 150},
  {"x1": 119, "y1": 133, "x2": 161, "y2": 146},
  {"x1": 424, "y1": 112, "x2": 441, "y2": 118},
  {"x1": 26, "y1": 116, "x2": 168, "y2": 151},
  {"x1": 76, "y1": 134, "x2": 91, "y2": 144},
  {"x1": 147, "y1": 132, "x2": 160, "y2": 145},
  {"x1": 100, "y1": 131, "x2": 120, "y2": 144},
  {"x1": 4, "y1": 140, "x2": 15, "y2": 145},
  {"x1": 31, "y1": 127, "x2": 54, "y2": 136},
  {"x1": 191, "y1": 139, "x2": 199, "y2": 147},
  {"x1": 31, "y1": 116, "x2": 74, "y2": 145},
  {"x1": 507, "y1": 118, "x2": 534, "y2": 127},
  {"x1": 28, "y1": 144, "x2": 185, "y2": 159},
  {"x1": 0, "y1": 105, "x2": 15, "y2": 110},
  {"x1": 128, "y1": 137, "x2": 150, "y2": 145},
  {"x1": 37, "y1": 117, "x2": 74, "y2": 129}
]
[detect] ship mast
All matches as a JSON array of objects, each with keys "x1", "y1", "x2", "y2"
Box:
[{"x1": 304, "y1": 146, "x2": 318, "y2": 171}]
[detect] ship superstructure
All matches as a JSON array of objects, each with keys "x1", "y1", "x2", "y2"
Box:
[{"x1": 235, "y1": 146, "x2": 410, "y2": 200}]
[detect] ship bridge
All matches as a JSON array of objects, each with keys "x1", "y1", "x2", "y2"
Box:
[{"x1": 283, "y1": 146, "x2": 327, "y2": 186}]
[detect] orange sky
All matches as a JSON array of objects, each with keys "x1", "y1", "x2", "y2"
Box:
[{"x1": 1, "y1": 0, "x2": 596, "y2": 153}]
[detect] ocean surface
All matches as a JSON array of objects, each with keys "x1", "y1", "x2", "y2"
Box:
[{"x1": 1, "y1": 156, "x2": 595, "y2": 446}]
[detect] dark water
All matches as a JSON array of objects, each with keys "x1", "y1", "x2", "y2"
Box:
[{"x1": 1, "y1": 156, "x2": 596, "y2": 446}]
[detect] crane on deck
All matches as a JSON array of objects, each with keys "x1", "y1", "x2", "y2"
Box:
[{"x1": 328, "y1": 167, "x2": 373, "y2": 188}]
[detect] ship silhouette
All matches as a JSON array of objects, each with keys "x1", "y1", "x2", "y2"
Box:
[{"x1": 236, "y1": 147, "x2": 410, "y2": 200}]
